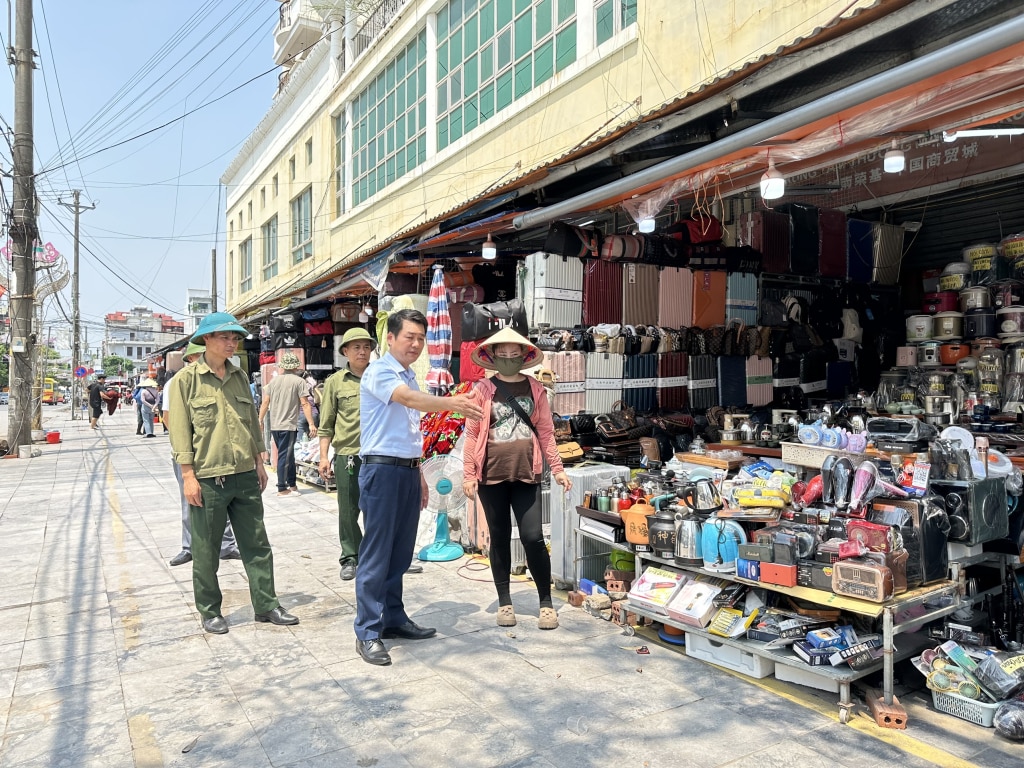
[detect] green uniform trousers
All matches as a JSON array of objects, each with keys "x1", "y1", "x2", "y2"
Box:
[
  {"x1": 190, "y1": 471, "x2": 279, "y2": 619},
  {"x1": 335, "y1": 454, "x2": 364, "y2": 566}
]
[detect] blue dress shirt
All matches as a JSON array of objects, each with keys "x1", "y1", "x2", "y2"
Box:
[{"x1": 359, "y1": 352, "x2": 422, "y2": 459}]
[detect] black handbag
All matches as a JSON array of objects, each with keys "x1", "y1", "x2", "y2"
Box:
[
  {"x1": 569, "y1": 412, "x2": 597, "y2": 436},
  {"x1": 270, "y1": 311, "x2": 301, "y2": 333},
  {"x1": 273, "y1": 332, "x2": 303, "y2": 350},
  {"x1": 461, "y1": 299, "x2": 528, "y2": 342}
]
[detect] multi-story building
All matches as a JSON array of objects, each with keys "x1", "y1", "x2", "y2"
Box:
[
  {"x1": 222, "y1": 0, "x2": 1024, "y2": 319},
  {"x1": 103, "y1": 306, "x2": 185, "y2": 373},
  {"x1": 184, "y1": 288, "x2": 215, "y2": 336}
]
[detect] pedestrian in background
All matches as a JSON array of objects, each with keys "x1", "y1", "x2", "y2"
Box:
[
  {"x1": 87, "y1": 374, "x2": 112, "y2": 430},
  {"x1": 164, "y1": 342, "x2": 240, "y2": 568},
  {"x1": 167, "y1": 312, "x2": 297, "y2": 635},
  {"x1": 318, "y1": 328, "x2": 374, "y2": 581},
  {"x1": 353, "y1": 308, "x2": 482, "y2": 666},
  {"x1": 130, "y1": 382, "x2": 144, "y2": 435},
  {"x1": 462, "y1": 328, "x2": 572, "y2": 630},
  {"x1": 258, "y1": 352, "x2": 317, "y2": 496},
  {"x1": 137, "y1": 377, "x2": 160, "y2": 438}
]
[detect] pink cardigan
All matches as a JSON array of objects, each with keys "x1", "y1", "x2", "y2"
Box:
[{"x1": 463, "y1": 375, "x2": 565, "y2": 482}]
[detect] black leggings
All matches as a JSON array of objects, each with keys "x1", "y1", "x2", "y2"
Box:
[{"x1": 477, "y1": 481, "x2": 551, "y2": 608}]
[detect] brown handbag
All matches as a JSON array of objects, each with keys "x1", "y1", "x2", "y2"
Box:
[{"x1": 557, "y1": 441, "x2": 584, "y2": 463}]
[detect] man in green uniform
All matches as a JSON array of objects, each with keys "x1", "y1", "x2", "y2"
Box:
[
  {"x1": 318, "y1": 328, "x2": 374, "y2": 581},
  {"x1": 167, "y1": 312, "x2": 298, "y2": 634}
]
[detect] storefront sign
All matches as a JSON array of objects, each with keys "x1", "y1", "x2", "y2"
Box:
[{"x1": 622, "y1": 377, "x2": 657, "y2": 389}]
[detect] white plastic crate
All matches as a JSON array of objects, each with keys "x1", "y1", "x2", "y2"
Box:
[
  {"x1": 930, "y1": 689, "x2": 999, "y2": 727},
  {"x1": 684, "y1": 633, "x2": 775, "y2": 679},
  {"x1": 775, "y1": 663, "x2": 840, "y2": 693}
]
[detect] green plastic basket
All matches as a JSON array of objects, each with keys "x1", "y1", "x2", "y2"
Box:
[{"x1": 931, "y1": 689, "x2": 999, "y2": 727}]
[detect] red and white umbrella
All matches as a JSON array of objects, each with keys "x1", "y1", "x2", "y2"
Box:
[{"x1": 425, "y1": 265, "x2": 454, "y2": 395}]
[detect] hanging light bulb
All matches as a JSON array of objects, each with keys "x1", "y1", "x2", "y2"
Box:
[
  {"x1": 358, "y1": 309, "x2": 369, "y2": 323},
  {"x1": 482, "y1": 234, "x2": 497, "y2": 260},
  {"x1": 364, "y1": 303, "x2": 374, "y2": 318},
  {"x1": 883, "y1": 138, "x2": 905, "y2": 173},
  {"x1": 638, "y1": 217, "x2": 656, "y2": 233},
  {"x1": 759, "y1": 159, "x2": 785, "y2": 200}
]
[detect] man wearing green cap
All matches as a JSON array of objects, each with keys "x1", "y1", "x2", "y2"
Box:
[
  {"x1": 318, "y1": 328, "x2": 374, "y2": 580},
  {"x1": 167, "y1": 312, "x2": 297, "y2": 634},
  {"x1": 164, "y1": 342, "x2": 239, "y2": 567}
]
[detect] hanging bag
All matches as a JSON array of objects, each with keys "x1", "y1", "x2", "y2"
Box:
[{"x1": 461, "y1": 299, "x2": 528, "y2": 342}]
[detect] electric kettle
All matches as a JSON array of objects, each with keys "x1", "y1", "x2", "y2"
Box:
[
  {"x1": 673, "y1": 505, "x2": 704, "y2": 566},
  {"x1": 678, "y1": 478, "x2": 723, "y2": 516},
  {"x1": 700, "y1": 516, "x2": 748, "y2": 573}
]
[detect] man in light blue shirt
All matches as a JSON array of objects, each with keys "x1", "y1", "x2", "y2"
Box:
[{"x1": 354, "y1": 308, "x2": 482, "y2": 666}]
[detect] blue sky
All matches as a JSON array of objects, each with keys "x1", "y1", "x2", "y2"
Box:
[{"x1": 0, "y1": 0, "x2": 278, "y2": 348}]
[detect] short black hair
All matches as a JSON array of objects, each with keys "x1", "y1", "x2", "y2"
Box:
[{"x1": 387, "y1": 308, "x2": 427, "y2": 336}]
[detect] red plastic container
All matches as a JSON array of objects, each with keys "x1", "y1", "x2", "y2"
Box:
[
  {"x1": 923, "y1": 291, "x2": 959, "y2": 314},
  {"x1": 45, "y1": 431, "x2": 60, "y2": 444}
]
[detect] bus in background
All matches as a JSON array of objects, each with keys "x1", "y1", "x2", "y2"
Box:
[{"x1": 42, "y1": 377, "x2": 66, "y2": 405}]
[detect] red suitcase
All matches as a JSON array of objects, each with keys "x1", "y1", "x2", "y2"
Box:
[
  {"x1": 818, "y1": 208, "x2": 848, "y2": 278},
  {"x1": 738, "y1": 210, "x2": 791, "y2": 274},
  {"x1": 657, "y1": 352, "x2": 689, "y2": 409},
  {"x1": 582, "y1": 260, "x2": 623, "y2": 325}
]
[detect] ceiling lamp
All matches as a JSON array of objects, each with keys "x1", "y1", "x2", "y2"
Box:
[
  {"x1": 759, "y1": 159, "x2": 785, "y2": 200},
  {"x1": 481, "y1": 234, "x2": 497, "y2": 260},
  {"x1": 883, "y1": 139, "x2": 905, "y2": 173},
  {"x1": 363, "y1": 303, "x2": 374, "y2": 318},
  {"x1": 638, "y1": 217, "x2": 656, "y2": 233},
  {"x1": 944, "y1": 127, "x2": 1024, "y2": 142}
]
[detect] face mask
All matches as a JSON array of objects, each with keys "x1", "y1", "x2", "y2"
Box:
[{"x1": 494, "y1": 357, "x2": 525, "y2": 376}]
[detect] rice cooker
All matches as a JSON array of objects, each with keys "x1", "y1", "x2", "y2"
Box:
[
  {"x1": 939, "y1": 342, "x2": 970, "y2": 366},
  {"x1": 960, "y1": 286, "x2": 992, "y2": 312},
  {"x1": 970, "y1": 337, "x2": 1001, "y2": 357},
  {"x1": 895, "y1": 346, "x2": 918, "y2": 367},
  {"x1": 1004, "y1": 342, "x2": 1024, "y2": 375},
  {"x1": 965, "y1": 243, "x2": 1000, "y2": 285},
  {"x1": 1001, "y1": 233, "x2": 1024, "y2": 260},
  {"x1": 964, "y1": 307, "x2": 996, "y2": 340},
  {"x1": 992, "y1": 280, "x2": 1024, "y2": 309},
  {"x1": 997, "y1": 306, "x2": 1024, "y2": 336},
  {"x1": 918, "y1": 340, "x2": 942, "y2": 367},
  {"x1": 906, "y1": 314, "x2": 933, "y2": 341},
  {"x1": 923, "y1": 292, "x2": 959, "y2": 314},
  {"x1": 932, "y1": 311, "x2": 964, "y2": 340},
  {"x1": 939, "y1": 261, "x2": 971, "y2": 292}
]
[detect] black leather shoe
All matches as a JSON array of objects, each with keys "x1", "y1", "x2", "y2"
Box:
[
  {"x1": 220, "y1": 549, "x2": 242, "y2": 560},
  {"x1": 254, "y1": 606, "x2": 299, "y2": 626},
  {"x1": 203, "y1": 616, "x2": 228, "y2": 634},
  {"x1": 356, "y1": 639, "x2": 391, "y2": 666},
  {"x1": 169, "y1": 550, "x2": 192, "y2": 567},
  {"x1": 339, "y1": 562, "x2": 357, "y2": 581},
  {"x1": 406, "y1": 563, "x2": 424, "y2": 574},
  {"x1": 382, "y1": 620, "x2": 436, "y2": 640}
]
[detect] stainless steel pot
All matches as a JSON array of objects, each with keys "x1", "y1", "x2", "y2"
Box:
[{"x1": 1006, "y1": 343, "x2": 1024, "y2": 375}]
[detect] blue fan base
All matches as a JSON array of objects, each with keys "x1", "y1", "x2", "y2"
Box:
[{"x1": 419, "y1": 542, "x2": 464, "y2": 562}]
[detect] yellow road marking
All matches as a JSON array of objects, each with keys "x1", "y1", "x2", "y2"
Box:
[
  {"x1": 106, "y1": 455, "x2": 141, "y2": 650},
  {"x1": 127, "y1": 714, "x2": 164, "y2": 768}
]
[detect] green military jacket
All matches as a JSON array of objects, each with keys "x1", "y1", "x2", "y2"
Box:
[
  {"x1": 168, "y1": 357, "x2": 264, "y2": 478},
  {"x1": 317, "y1": 367, "x2": 361, "y2": 455}
]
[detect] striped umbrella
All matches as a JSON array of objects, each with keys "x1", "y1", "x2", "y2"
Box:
[{"x1": 425, "y1": 264, "x2": 454, "y2": 394}]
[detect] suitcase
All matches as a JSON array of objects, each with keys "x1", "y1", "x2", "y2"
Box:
[
  {"x1": 847, "y1": 219, "x2": 874, "y2": 283},
  {"x1": 717, "y1": 356, "x2": 748, "y2": 407},
  {"x1": 688, "y1": 354, "x2": 719, "y2": 411},
  {"x1": 657, "y1": 352, "x2": 689, "y2": 410},
  {"x1": 549, "y1": 461, "x2": 630, "y2": 589},
  {"x1": 872, "y1": 222, "x2": 905, "y2": 285},
  {"x1": 522, "y1": 252, "x2": 583, "y2": 329},
  {"x1": 777, "y1": 202, "x2": 819, "y2": 276},
  {"x1": 738, "y1": 210, "x2": 791, "y2": 274},
  {"x1": 622, "y1": 263, "x2": 659, "y2": 326},
  {"x1": 745, "y1": 356, "x2": 773, "y2": 407},
  {"x1": 582, "y1": 260, "x2": 623, "y2": 325},
  {"x1": 818, "y1": 208, "x2": 848, "y2": 278},
  {"x1": 585, "y1": 352, "x2": 624, "y2": 414},
  {"x1": 622, "y1": 353, "x2": 657, "y2": 412},
  {"x1": 826, "y1": 361, "x2": 853, "y2": 397},
  {"x1": 691, "y1": 270, "x2": 726, "y2": 328},
  {"x1": 726, "y1": 271, "x2": 758, "y2": 326},
  {"x1": 542, "y1": 351, "x2": 587, "y2": 414},
  {"x1": 465, "y1": 497, "x2": 490, "y2": 555},
  {"x1": 657, "y1": 267, "x2": 693, "y2": 327}
]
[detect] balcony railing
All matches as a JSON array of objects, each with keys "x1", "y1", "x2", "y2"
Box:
[
  {"x1": 352, "y1": 0, "x2": 408, "y2": 60},
  {"x1": 279, "y1": 0, "x2": 293, "y2": 32}
]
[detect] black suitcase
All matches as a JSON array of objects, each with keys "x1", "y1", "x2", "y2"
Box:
[{"x1": 777, "y1": 202, "x2": 819, "y2": 276}]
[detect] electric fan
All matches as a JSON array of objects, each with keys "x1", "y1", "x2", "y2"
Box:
[{"x1": 418, "y1": 453, "x2": 467, "y2": 562}]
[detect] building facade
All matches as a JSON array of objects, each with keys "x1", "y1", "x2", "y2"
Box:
[
  {"x1": 104, "y1": 306, "x2": 185, "y2": 373},
  {"x1": 222, "y1": 0, "x2": 880, "y2": 315},
  {"x1": 184, "y1": 288, "x2": 214, "y2": 336}
]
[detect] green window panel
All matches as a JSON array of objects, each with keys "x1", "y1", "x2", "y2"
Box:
[
  {"x1": 480, "y1": 83, "x2": 495, "y2": 119},
  {"x1": 386, "y1": 156, "x2": 396, "y2": 185},
  {"x1": 497, "y1": 0, "x2": 513, "y2": 28},
  {"x1": 557, "y1": 0, "x2": 573, "y2": 23},
  {"x1": 465, "y1": 15, "x2": 478, "y2": 52},
  {"x1": 450, "y1": 0, "x2": 464, "y2": 27},
  {"x1": 450, "y1": 106, "x2": 463, "y2": 143},
  {"x1": 496, "y1": 69, "x2": 513, "y2": 111},
  {"x1": 437, "y1": 5, "x2": 449, "y2": 37},
  {"x1": 438, "y1": 41, "x2": 450, "y2": 79},
  {"x1": 536, "y1": 0, "x2": 552, "y2": 39},
  {"x1": 438, "y1": 118, "x2": 449, "y2": 151},
  {"x1": 515, "y1": 0, "x2": 529, "y2": 13},
  {"x1": 480, "y1": 2, "x2": 494, "y2": 42},
  {"x1": 555, "y1": 22, "x2": 576, "y2": 72},
  {"x1": 514, "y1": 57, "x2": 531, "y2": 99},
  {"x1": 481, "y1": 42, "x2": 494, "y2": 81},
  {"x1": 464, "y1": 55, "x2": 479, "y2": 96},
  {"x1": 534, "y1": 38, "x2": 553, "y2": 86},
  {"x1": 514, "y1": 10, "x2": 532, "y2": 60},
  {"x1": 450, "y1": 29, "x2": 463, "y2": 70},
  {"x1": 497, "y1": 28, "x2": 512, "y2": 70},
  {"x1": 418, "y1": 134, "x2": 427, "y2": 165},
  {"x1": 465, "y1": 94, "x2": 480, "y2": 132},
  {"x1": 451, "y1": 67, "x2": 462, "y2": 103}
]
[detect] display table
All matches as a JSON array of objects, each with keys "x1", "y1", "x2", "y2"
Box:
[{"x1": 295, "y1": 460, "x2": 336, "y2": 492}]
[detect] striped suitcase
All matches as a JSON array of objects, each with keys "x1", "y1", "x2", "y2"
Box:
[
  {"x1": 583, "y1": 260, "x2": 624, "y2": 325},
  {"x1": 585, "y1": 352, "x2": 624, "y2": 414},
  {"x1": 818, "y1": 209, "x2": 848, "y2": 278},
  {"x1": 687, "y1": 354, "x2": 719, "y2": 411},
  {"x1": 745, "y1": 356, "x2": 773, "y2": 407},
  {"x1": 847, "y1": 219, "x2": 874, "y2": 283},
  {"x1": 691, "y1": 270, "x2": 727, "y2": 328},
  {"x1": 622, "y1": 263, "x2": 659, "y2": 326},
  {"x1": 726, "y1": 272, "x2": 759, "y2": 326},
  {"x1": 542, "y1": 351, "x2": 587, "y2": 414},
  {"x1": 872, "y1": 222, "x2": 905, "y2": 285},
  {"x1": 717, "y1": 356, "x2": 748, "y2": 407},
  {"x1": 523, "y1": 252, "x2": 583, "y2": 328},
  {"x1": 738, "y1": 210, "x2": 791, "y2": 274},
  {"x1": 658, "y1": 267, "x2": 693, "y2": 327},
  {"x1": 657, "y1": 352, "x2": 689, "y2": 410},
  {"x1": 622, "y1": 354, "x2": 658, "y2": 412}
]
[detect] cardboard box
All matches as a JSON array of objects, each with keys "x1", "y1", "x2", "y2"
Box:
[
  {"x1": 738, "y1": 543, "x2": 773, "y2": 562},
  {"x1": 666, "y1": 579, "x2": 724, "y2": 628},
  {"x1": 792, "y1": 640, "x2": 835, "y2": 666},
  {"x1": 736, "y1": 558, "x2": 761, "y2": 582},
  {"x1": 626, "y1": 566, "x2": 688, "y2": 616},
  {"x1": 760, "y1": 562, "x2": 798, "y2": 587}
]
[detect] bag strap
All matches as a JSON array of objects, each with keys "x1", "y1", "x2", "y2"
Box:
[{"x1": 492, "y1": 378, "x2": 539, "y2": 438}]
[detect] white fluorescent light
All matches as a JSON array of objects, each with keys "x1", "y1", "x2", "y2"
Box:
[
  {"x1": 638, "y1": 218, "x2": 656, "y2": 233},
  {"x1": 883, "y1": 139, "x2": 905, "y2": 173},
  {"x1": 943, "y1": 128, "x2": 1024, "y2": 142},
  {"x1": 760, "y1": 159, "x2": 785, "y2": 200},
  {"x1": 481, "y1": 234, "x2": 497, "y2": 260}
]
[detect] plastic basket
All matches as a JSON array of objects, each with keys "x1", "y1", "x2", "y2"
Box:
[{"x1": 930, "y1": 689, "x2": 999, "y2": 727}]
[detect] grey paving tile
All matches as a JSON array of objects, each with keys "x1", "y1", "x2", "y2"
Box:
[
  {"x1": 0, "y1": 712, "x2": 134, "y2": 768},
  {"x1": 12, "y1": 647, "x2": 121, "y2": 696},
  {"x1": 251, "y1": 697, "x2": 387, "y2": 765},
  {"x1": 23, "y1": 609, "x2": 113, "y2": 642},
  {"x1": 0, "y1": 605, "x2": 31, "y2": 646},
  {"x1": 5, "y1": 677, "x2": 127, "y2": 735},
  {"x1": 719, "y1": 740, "x2": 854, "y2": 768},
  {"x1": 278, "y1": 740, "x2": 415, "y2": 768},
  {"x1": 13, "y1": 627, "x2": 118, "y2": 667},
  {"x1": 159, "y1": 720, "x2": 272, "y2": 768}
]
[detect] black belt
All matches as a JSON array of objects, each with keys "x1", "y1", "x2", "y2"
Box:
[{"x1": 363, "y1": 455, "x2": 420, "y2": 468}]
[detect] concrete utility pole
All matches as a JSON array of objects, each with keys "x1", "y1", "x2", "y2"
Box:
[
  {"x1": 59, "y1": 190, "x2": 95, "y2": 420},
  {"x1": 7, "y1": 0, "x2": 36, "y2": 452},
  {"x1": 211, "y1": 247, "x2": 218, "y2": 312}
]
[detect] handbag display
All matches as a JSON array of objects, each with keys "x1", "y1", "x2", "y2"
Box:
[
  {"x1": 300, "y1": 307, "x2": 330, "y2": 321},
  {"x1": 303, "y1": 320, "x2": 333, "y2": 336},
  {"x1": 557, "y1": 441, "x2": 585, "y2": 464},
  {"x1": 269, "y1": 311, "x2": 301, "y2": 333},
  {"x1": 461, "y1": 299, "x2": 528, "y2": 342},
  {"x1": 552, "y1": 413, "x2": 573, "y2": 442},
  {"x1": 569, "y1": 412, "x2": 597, "y2": 436}
]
